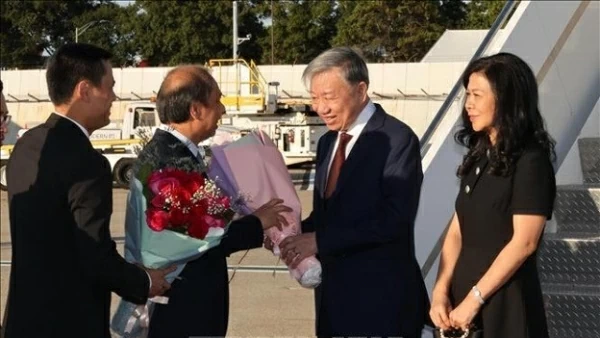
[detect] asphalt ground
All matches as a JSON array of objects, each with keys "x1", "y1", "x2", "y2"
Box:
[{"x1": 0, "y1": 187, "x2": 317, "y2": 337}]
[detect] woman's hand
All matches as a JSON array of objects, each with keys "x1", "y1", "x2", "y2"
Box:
[
  {"x1": 429, "y1": 290, "x2": 453, "y2": 330},
  {"x1": 448, "y1": 294, "x2": 482, "y2": 331}
]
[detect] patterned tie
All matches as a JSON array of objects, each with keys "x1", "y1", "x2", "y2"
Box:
[
  {"x1": 196, "y1": 151, "x2": 207, "y2": 171},
  {"x1": 325, "y1": 132, "x2": 353, "y2": 198}
]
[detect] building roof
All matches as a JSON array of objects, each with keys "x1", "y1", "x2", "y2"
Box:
[{"x1": 422, "y1": 29, "x2": 507, "y2": 63}]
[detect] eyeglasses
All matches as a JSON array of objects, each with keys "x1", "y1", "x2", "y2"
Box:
[{"x1": 1, "y1": 114, "x2": 11, "y2": 127}]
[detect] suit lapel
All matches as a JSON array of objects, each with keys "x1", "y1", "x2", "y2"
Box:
[
  {"x1": 328, "y1": 105, "x2": 386, "y2": 201},
  {"x1": 316, "y1": 131, "x2": 337, "y2": 200},
  {"x1": 153, "y1": 129, "x2": 202, "y2": 166}
]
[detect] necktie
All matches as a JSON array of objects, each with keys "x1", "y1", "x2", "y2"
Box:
[
  {"x1": 195, "y1": 148, "x2": 207, "y2": 170},
  {"x1": 325, "y1": 132, "x2": 352, "y2": 198}
]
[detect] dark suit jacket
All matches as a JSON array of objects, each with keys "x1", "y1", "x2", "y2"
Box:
[
  {"x1": 143, "y1": 129, "x2": 264, "y2": 338},
  {"x1": 4, "y1": 114, "x2": 149, "y2": 338},
  {"x1": 302, "y1": 104, "x2": 429, "y2": 337}
]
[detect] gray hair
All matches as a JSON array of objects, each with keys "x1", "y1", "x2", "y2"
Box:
[{"x1": 302, "y1": 47, "x2": 369, "y2": 89}]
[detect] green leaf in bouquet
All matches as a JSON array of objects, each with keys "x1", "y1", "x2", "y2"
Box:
[
  {"x1": 136, "y1": 163, "x2": 154, "y2": 203},
  {"x1": 222, "y1": 208, "x2": 236, "y2": 223}
]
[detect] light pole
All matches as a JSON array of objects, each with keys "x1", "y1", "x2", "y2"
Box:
[
  {"x1": 75, "y1": 20, "x2": 110, "y2": 43},
  {"x1": 232, "y1": 0, "x2": 251, "y2": 99},
  {"x1": 232, "y1": 1, "x2": 251, "y2": 60}
]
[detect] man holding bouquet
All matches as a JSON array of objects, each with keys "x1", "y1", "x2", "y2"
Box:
[
  {"x1": 141, "y1": 65, "x2": 291, "y2": 338},
  {"x1": 279, "y1": 47, "x2": 430, "y2": 338}
]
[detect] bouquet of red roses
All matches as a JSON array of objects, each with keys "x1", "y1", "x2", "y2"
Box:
[
  {"x1": 112, "y1": 166, "x2": 237, "y2": 338},
  {"x1": 142, "y1": 168, "x2": 235, "y2": 240}
]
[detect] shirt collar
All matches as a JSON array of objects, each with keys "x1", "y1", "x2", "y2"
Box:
[
  {"x1": 343, "y1": 100, "x2": 376, "y2": 137},
  {"x1": 53, "y1": 113, "x2": 90, "y2": 138},
  {"x1": 159, "y1": 124, "x2": 202, "y2": 158}
]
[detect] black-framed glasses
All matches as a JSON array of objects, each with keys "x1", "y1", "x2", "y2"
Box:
[{"x1": 1, "y1": 114, "x2": 11, "y2": 126}]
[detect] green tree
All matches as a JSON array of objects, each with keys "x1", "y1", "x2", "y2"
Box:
[
  {"x1": 131, "y1": 0, "x2": 265, "y2": 66},
  {"x1": 0, "y1": 0, "x2": 110, "y2": 69},
  {"x1": 439, "y1": 0, "x2": 468, "y2": 29},
  {"x1": 73, "y1": 3, "x2": 140, "y2": 67},
  {"x1": 0, "y1": 2, "x2": 43, "y2": 69},
  {"x1": 464, "y1": 0, "x2": 507, "y2": 29},
  {"x1": 333, "y1": 0, "x2": 444, "y2": 62},
  {"x1": 255, "y1": 0, "x2": 338, "y2": 65}
]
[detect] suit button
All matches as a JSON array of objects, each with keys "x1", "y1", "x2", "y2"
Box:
[
  {"x1": 475, "y1": 167, "x2": 481, "y2": 175},
  {"x1": 465, "y1": 185, "x2": 471, "y2": 194}
]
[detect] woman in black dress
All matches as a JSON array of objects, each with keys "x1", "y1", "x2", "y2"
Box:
[{"x1": 429, "y1": 53, "x2": 556, "y2": 338}]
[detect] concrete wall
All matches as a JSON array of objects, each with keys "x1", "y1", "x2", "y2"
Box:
[
  {"x1": 1, "y1": 61, "x2": 467, "y2": 145},
  {"x1": 1, "y1": 97, "x2": 449, "y2": 146},
  {"x1": 1, "y1": 61, "x2": 467, "y2": 101}
]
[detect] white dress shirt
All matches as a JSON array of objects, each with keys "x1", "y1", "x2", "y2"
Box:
[
  {"x1": 326, "y1": 100, "x2": 376, "y2": 178},
  {"x1": 54, "y1": 113, "x2": 90, "y2": 138}
]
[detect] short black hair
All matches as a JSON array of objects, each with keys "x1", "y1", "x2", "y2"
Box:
[
  {"x1": 46, "y1": 43, "x2": 112, "y2": 105},
  {"x1": 0, "y1": 79, "x2": 3, "y2": 92},
  {"x1": 156, "y1": 67, "x2": 217, "y2": 124}
]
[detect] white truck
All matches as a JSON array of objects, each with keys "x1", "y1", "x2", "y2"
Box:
[
  {"x1": 0, "y1": 137, "x2": 142, "y2": 191},
  {"x1": 1, "y1": 59, "x2": 327, "y2": 191},
  {"x1": 0, "y1": 103, "x2": 241, "y2": 190},
  {"x1": 2, "y1": 102, "x2": 160, "y2": 190}
]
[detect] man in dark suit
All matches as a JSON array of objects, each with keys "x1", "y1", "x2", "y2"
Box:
[
  {"x1": 145, "y1": 65, "x2": 291, "y2": 338},
  {"x1": 280, "y1": 47, "x2": 430, "y2": 338},
  {"x1": 3, "y1": 43, "x2": 174, "y2": 338}
]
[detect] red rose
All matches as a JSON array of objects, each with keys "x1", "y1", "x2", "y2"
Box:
[
  {"x1": 181, "y1": 171, "x2": 205, "y2": 194},
  {"x1": 144, "y1": 167, "x2": 230, "y2": 239},
  {"x1": 168, "y1": 207, "x2": 188, "y2": 226},
  {"x1": 150, "y1": 194, "x2": 167, "y2": 209},
  {"x1": 188, "y1": 216, "x2": 209, "y2": 239},
  {"x1": 146, "y1": 208, "x2": 169, "y2": 231},
  {"x1": 148, "y1": 168, "x2": 194, "y2": 196},
  {"x1": 149, "y1": 176, "x2": 180, "y2": 196},
  {"x1": 174, "y1": 184, "x2": 193, "y2": 203}
]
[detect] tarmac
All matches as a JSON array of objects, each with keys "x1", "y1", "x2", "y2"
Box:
[{"x1": 0, "y1": 188, "x2": 317, "y2": 337}]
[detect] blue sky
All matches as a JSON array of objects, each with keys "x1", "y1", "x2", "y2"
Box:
[{"x1": 114, "y1": 1, "x2": 134, "y2": 7}]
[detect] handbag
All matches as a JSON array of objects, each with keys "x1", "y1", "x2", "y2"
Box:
[{"x1": 433, "y1": 327, "x2": 483, "y2": 338}]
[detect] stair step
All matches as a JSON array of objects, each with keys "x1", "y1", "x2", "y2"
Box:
[
  {"x1": 543, "y1": 290, "x2": 600, "y2": 330},
  {"x1": 578, "y1": 138, "x2": 600, "y2": 185},
  {"x1": 538, "y1": 236, "x2": 600, "y2": 286},
  {"x1": 543, "y1": 284, "x2": 600, "y2": 337},
  {"x1": 542, "y1": 283, "x2": 600, "y2": 297},
  {"x1": 548, "y1": 327, "x2": 600, "y2": 338},
  {"x1": 554, "y1": 186, "x2": 600, "y2": 234}
]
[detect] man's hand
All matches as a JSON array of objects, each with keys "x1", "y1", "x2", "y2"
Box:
[
  {"x1": 253, "y1": 198, "x2": 292, "y2": 231},
  {"x1": 263, "y1": 235, "x2": 275, "y2": 252},
  {"x1": 279, "y1": 232, "x2": 317, "y2": 269},
  {"x1": 145, "y1": 265, "x2": 177, "y2": 297}
]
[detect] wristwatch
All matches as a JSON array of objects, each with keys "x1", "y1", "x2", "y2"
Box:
[{"x1": 472, "y1": 285, "x2": 485, "y2": 305}]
